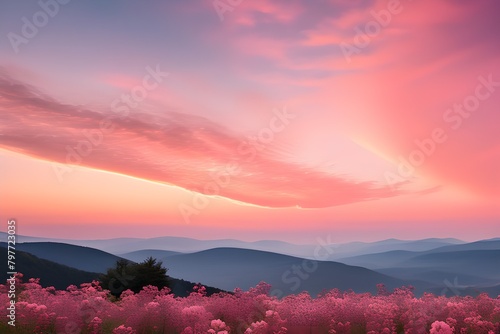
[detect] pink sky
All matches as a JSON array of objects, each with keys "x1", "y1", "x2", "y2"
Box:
[{"x1": 0, "y1": 0, "x2": 499, "y2": 243}]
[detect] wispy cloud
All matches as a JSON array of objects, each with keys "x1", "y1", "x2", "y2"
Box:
[{"x1": 0, "y1": 71, "x2": 403, "y2": 208}]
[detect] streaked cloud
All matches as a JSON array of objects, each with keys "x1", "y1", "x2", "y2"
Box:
[{"x1": 0, "y1": 71, "x2": 402, "y2": 208}]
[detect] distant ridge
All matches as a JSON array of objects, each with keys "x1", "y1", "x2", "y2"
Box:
[
  {"x1": 161, "y1": 247, "x2": 427, "y2": 296},
  {"x1": 0, "y1": 247, "x2": 100, "y2": 290},
  {"x1": 2, "y1": 237, "x2": 498, "y2": 297},
  {"x1": 2, "y1": 241, "x2": 129, "y2": 273},
  {"x1": 119, "y1": 249, "x2": 181, "y2": 263},
  {"x1": 0, "y1": 232, "x2": 468, "y2": 260},
  {"x1": 0, "y1": 244, "x2": 226, "y2": 297}
]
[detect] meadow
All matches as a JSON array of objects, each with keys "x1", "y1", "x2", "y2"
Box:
[{"x1": 1, "y1": 274, "x2": 499, "y2": 334}]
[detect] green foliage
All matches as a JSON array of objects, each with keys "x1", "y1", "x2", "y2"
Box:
[{"x1": 100, "y1": 257, "x2": 170, "y2": 297}]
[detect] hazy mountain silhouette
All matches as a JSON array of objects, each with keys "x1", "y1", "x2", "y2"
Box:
[
  {"x1": 160, "y1": 247, "x2": 429, "y2": 296},
  {"x1": 3, "y1": 238, "x2": 497, "y2": 297},
  {"x1": 4, "y1": 241, "x2": 425, "y2": 296},
  {"x1": 339, "y1": 240, "x2": 500, "y2": 269},
  {"x1": 336, "y1": 250, "x2": 417, "y2": 269},
  {"x1": 377, "y1": 268, "x2": 499, "y2": 287},
  {"x1": 0, "y1": 244, "x2": 225, "y2": 297},
  {"x1": 399, "y1": 250, "x2": 500, "y2": 279},
  {"x1": 64, "y1": 237, "x2": 314, "y2": 258},
  {"x1": 419, "y1": 239, "x2": 500, "y2": 254},
  {"x1": 0, "y1": 247, "x2": 100, "y2": 289},
  {"x1": 7, "y1": 242, "x2": 128, "y2": 273},
  {"x1": 326, "y1": 238, "x2": 464, "y2": 259},
  {"x1": 0, "y1": 232, "x2": 464, "y2": 260},
  {"x1": 119, "y1": 249, "x2": 181, "y2": 263},
  {"x1": 337, "y1": 241, "x2": 500, "y2": 293}
]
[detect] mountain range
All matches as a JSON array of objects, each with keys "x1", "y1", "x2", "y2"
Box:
[
  {"x1": 4, "y1": 232, "x2": 464, "y2": 259},
  {"x1": 1, "y1": 233, "x2": 498, "y2": 297},
  {"x1": 0, "y1": 243, "x2": 225, "y2": 297}
]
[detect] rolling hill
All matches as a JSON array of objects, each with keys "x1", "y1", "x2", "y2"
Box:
[
  {"x1": 337, "y1": 241, "x2": 500, "y2": 293},
  {"x1": 3, "y1": 242, "x2": 129, "y2": 273},
  {"x1": 160, "y1": 247, "x2": 428, "y2": 296},
  {"x1": 0, "y1": 247, "x2": 100, "y2": 290},
  {"x1": 0, "y1": 244, "x2": 225, "y2": 297},
  {"x1": 118, "y1": 249, "x2": 181, "y2": 263},
  {"x1": 3, "y1": 239, "x2": 497, "y2": 297},
  {"x1": 338, "y1": 240, "x2": 500, "y2": 269},
  {"x1": 0, "y1": 232, "x2": 464, "y2": 260},
  {"x1": 2, "y1": 241, "x2": 424, "y2": 296},
  {"x1": 398, "y1": 250, "x2": 500, "y2": 279}
]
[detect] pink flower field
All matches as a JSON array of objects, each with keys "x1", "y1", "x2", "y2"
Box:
[{"x1": 2, "y1": 274, "x2": 499, "y2": 334}]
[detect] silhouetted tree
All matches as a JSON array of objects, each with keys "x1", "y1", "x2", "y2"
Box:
[{"x1": 100, "y1": 257, "x2": 170, "y2": 297}]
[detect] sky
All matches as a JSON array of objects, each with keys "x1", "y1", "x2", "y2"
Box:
[{"x1": 0, "y1": 0, "x2": 499, "y2": 243}]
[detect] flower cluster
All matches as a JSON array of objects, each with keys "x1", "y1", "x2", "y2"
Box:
[{"x1": 1, "y1": 275, "x2": 499, "y2": 333}]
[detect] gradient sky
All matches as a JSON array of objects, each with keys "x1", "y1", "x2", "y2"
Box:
[{"x1": 0, "y1": 0, "x2": 499, "y2": 243}]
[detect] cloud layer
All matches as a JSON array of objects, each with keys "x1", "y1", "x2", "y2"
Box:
[{"x1": 0, "y1": 72, "x2": 401, "y2": 208}]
